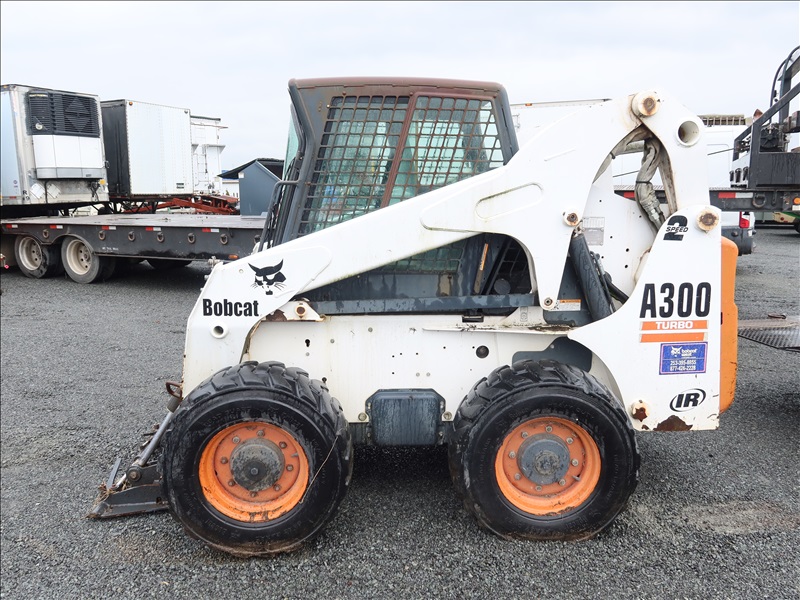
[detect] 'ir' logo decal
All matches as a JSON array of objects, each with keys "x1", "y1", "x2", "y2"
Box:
[{"x1": 670, "y1": 388, "x2": 706, "y2": 412}]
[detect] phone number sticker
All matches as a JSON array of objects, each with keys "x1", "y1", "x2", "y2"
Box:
[{"x1": 660, "y1": 342, "x2": 707, "y2": 375}]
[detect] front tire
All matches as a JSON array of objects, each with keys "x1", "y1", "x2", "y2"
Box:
[
  {"x1": 161, "y1": 361, "x2": 352, "y2": 557},
  {"x1": 449, "y1": 359, "x2": 639, "y2": 541}
]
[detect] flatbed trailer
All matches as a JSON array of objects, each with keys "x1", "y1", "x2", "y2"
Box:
[
  {"x1": 1, "y1": 213, "x2": 265, "y2": 282},
  {"x1": 3, "y1": 182, "x2": 795, "y2": 285}
]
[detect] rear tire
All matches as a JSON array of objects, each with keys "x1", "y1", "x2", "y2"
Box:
[
  {"x1": 14, "y1": 235, "x2": 62, "y2": 279},
  {"x1": 449, "y1": 359, "x2": 639, "y2": 541},
  {"x1": 161, "y1": 361, "x2": 352, "y2": 557},
  {"x1": 61, "y1": 236, "x2": 116, "y2": 283}
]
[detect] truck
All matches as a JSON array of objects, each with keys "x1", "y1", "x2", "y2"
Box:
[
  {"x1": 82, "y1": 75, "x2": 741, "y2": 557},
  {"x1": 731, "y1": 46, "x2": 800, "y2": 232},
  {"x1": 0, "y1": 84, "x2": 273, "y2": 282}
]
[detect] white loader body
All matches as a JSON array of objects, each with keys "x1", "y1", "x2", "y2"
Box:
[{"x1": 182, "y1": 91, "x2": 722, "y2": 432}]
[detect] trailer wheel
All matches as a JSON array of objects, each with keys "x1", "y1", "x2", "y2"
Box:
[
  {"x1": 161, "y1": 361, "x2": 352, "y2": 557},
  {"x1": 14, "y1": 235, "x2": 63, "y2": 279},
  {"x1": 449, "y1": 359, "x2": 638, "y2": 541},
  {"x1": 60, "y1": 236, "x2": 116, "y2": 283}
]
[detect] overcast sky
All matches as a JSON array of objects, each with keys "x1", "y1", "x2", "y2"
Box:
[{"x1": 1, "y1": 1, "x2": 798, "y2": 170}]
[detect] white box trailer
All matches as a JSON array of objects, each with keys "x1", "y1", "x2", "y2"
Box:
[
  {"x1": 101, "y1": 99, "x2": 193, "y2": 198},
  {"x1": 1, "y1": 84, "x2": 109, "y2": 216},
  {"x1": 191, "y1": 115, "x2": 227, "y2": 195}
]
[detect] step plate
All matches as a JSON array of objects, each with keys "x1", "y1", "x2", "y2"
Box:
[{"x1": 738, "y1": 316, "x2": 800, "y2": 352}]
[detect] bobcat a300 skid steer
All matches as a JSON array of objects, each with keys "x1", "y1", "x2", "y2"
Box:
[{"x1": 90, "y1": 77, "x2": 738, "y2": 557}]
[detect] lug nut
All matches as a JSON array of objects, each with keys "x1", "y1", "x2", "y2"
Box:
[
  {"x1": 286, "y1": 465, "x2": 294, "y2": 471},
  {"x1": 559, "y1": 479, "x2": 566, "y2": 486},
  {"x1": 509, "y1": 451, "x2": 516, "y2": 459},
  {"x1": 257, "y1": 430, "x2": 265, "y2": 437},
  {"x1": 250, "y1": 492, "x2": 258, "y2": 498},
  {"x1": 535, "y1": 485, "x2": 543, "y2": 492},
  {"x1": 521, "y1": 431, "x2": 528, "y2": 438},
  {"x1": 228, "y1": 480, "x2": 236, "y2": 487},
  {"x1": 220, "y1": 457, "x2": 228, "y2": 464},
  {"x1": 571, "y1": 459, "x2": 579, "y2": 467},
  {"x1": 545, "y1": 425, "x2": 552, "y2": 433},
  {"x1": 514, "y1": 473, "x2": 521, "y2": 481},
  {"x1": 279, "y1": 442, "x2": 287, "y2": 449},
  {"x1": 274, "y1": 484, "x2": 281, "y2": 492},
  {"x1": 566, "y1": 437, "x2": 574, "y2": 444},
  {"x1": 232, "y1": 436, "x2": 240, "y2": 444}
]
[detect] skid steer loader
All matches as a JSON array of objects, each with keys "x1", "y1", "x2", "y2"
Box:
[{"x1": 90, "y1": 77, "x2": 738, "y2": 557}]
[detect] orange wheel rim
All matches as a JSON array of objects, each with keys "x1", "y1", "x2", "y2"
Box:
[
  {"x1": 198, "y1": 422, "x2": 309, "y2": 522},
  {"x1": 494, "y1": 416, "x2": 601, "y2": 516}
]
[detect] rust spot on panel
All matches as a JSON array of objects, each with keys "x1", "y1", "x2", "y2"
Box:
[
  {"x1": 631, "y1": 400, "x2": 649, "y2": 421},
  {"x1": 654, "y1": 415, "x2": 693, "y2": 431},
  {"x1": 265, "y1": 310, "x2": 287, "y2": 322}
]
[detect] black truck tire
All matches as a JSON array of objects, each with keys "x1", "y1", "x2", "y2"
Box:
[
  {"x1": 449, "y1": 359, "x2": 639, "y2": 541},
  {"x1": 14, "y1": 235, "x2": 63, "y2": 279},
  {"x1": 161, "y1": 361, "x2": 352, "y2": 557},
  {"x1": 60, "y1": 236, "x2": 116, "y2": 283}
]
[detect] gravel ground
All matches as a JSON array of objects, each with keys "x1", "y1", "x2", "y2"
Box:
[{"x1": 1, "y1": 226, "x2": 798, "y2": 600}]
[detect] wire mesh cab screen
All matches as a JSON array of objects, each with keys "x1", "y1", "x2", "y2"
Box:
[{"x1": 298, "y1": 91, "x2": 504, "y2": 273}]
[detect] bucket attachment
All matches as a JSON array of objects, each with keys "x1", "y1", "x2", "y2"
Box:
[
  {"x1": 88, "y1": 405, "x2": 178, "y2": 519},
  {"x1": 88, "y1": 457, "x2": 168, "y2": 518}
]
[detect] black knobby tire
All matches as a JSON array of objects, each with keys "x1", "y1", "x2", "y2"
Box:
[
  {"x1": 14, "y1": 235, "x2": 63, "y2": 279},
  {"x1": 161, "y1": 361, "x2": 352, "y2": 557},
  {"x1": 448, "y1": 359, "x2": 639, "y2": 541}
]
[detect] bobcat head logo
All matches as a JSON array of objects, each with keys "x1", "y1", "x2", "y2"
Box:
[{"x1": 249, "y1": 260, "x2": 286, "y2": 295}]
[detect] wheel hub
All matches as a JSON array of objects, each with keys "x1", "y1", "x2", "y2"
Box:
[
  {"x1": 198, "y1": 421, "x2": 310, "y2": 523},
  {"x1": 230, "y1": 439, "x2": 284, "y2": 491},
  {"x1": 495, "y1": 416, "x2": 602, "y2": 515},
  {"x1": 518, "y1": 434, "x2": 570, "y2": 485}
]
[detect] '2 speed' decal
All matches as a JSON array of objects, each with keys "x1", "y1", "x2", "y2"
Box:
[{"x1": 664, "y1": 215, "x2": 689, "y2": 241}]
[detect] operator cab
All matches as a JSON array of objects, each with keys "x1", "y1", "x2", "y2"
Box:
[{"x1": 266, "y1": 78, "x2": 548, "y2": 319}]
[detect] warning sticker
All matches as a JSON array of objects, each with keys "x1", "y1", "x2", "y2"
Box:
[
  {"x1": 659, "y1": 342, "x2": 707, "y2": 375},
  {"x1": 551, "y1": 299, "x2": 582, "y2": 312}
]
